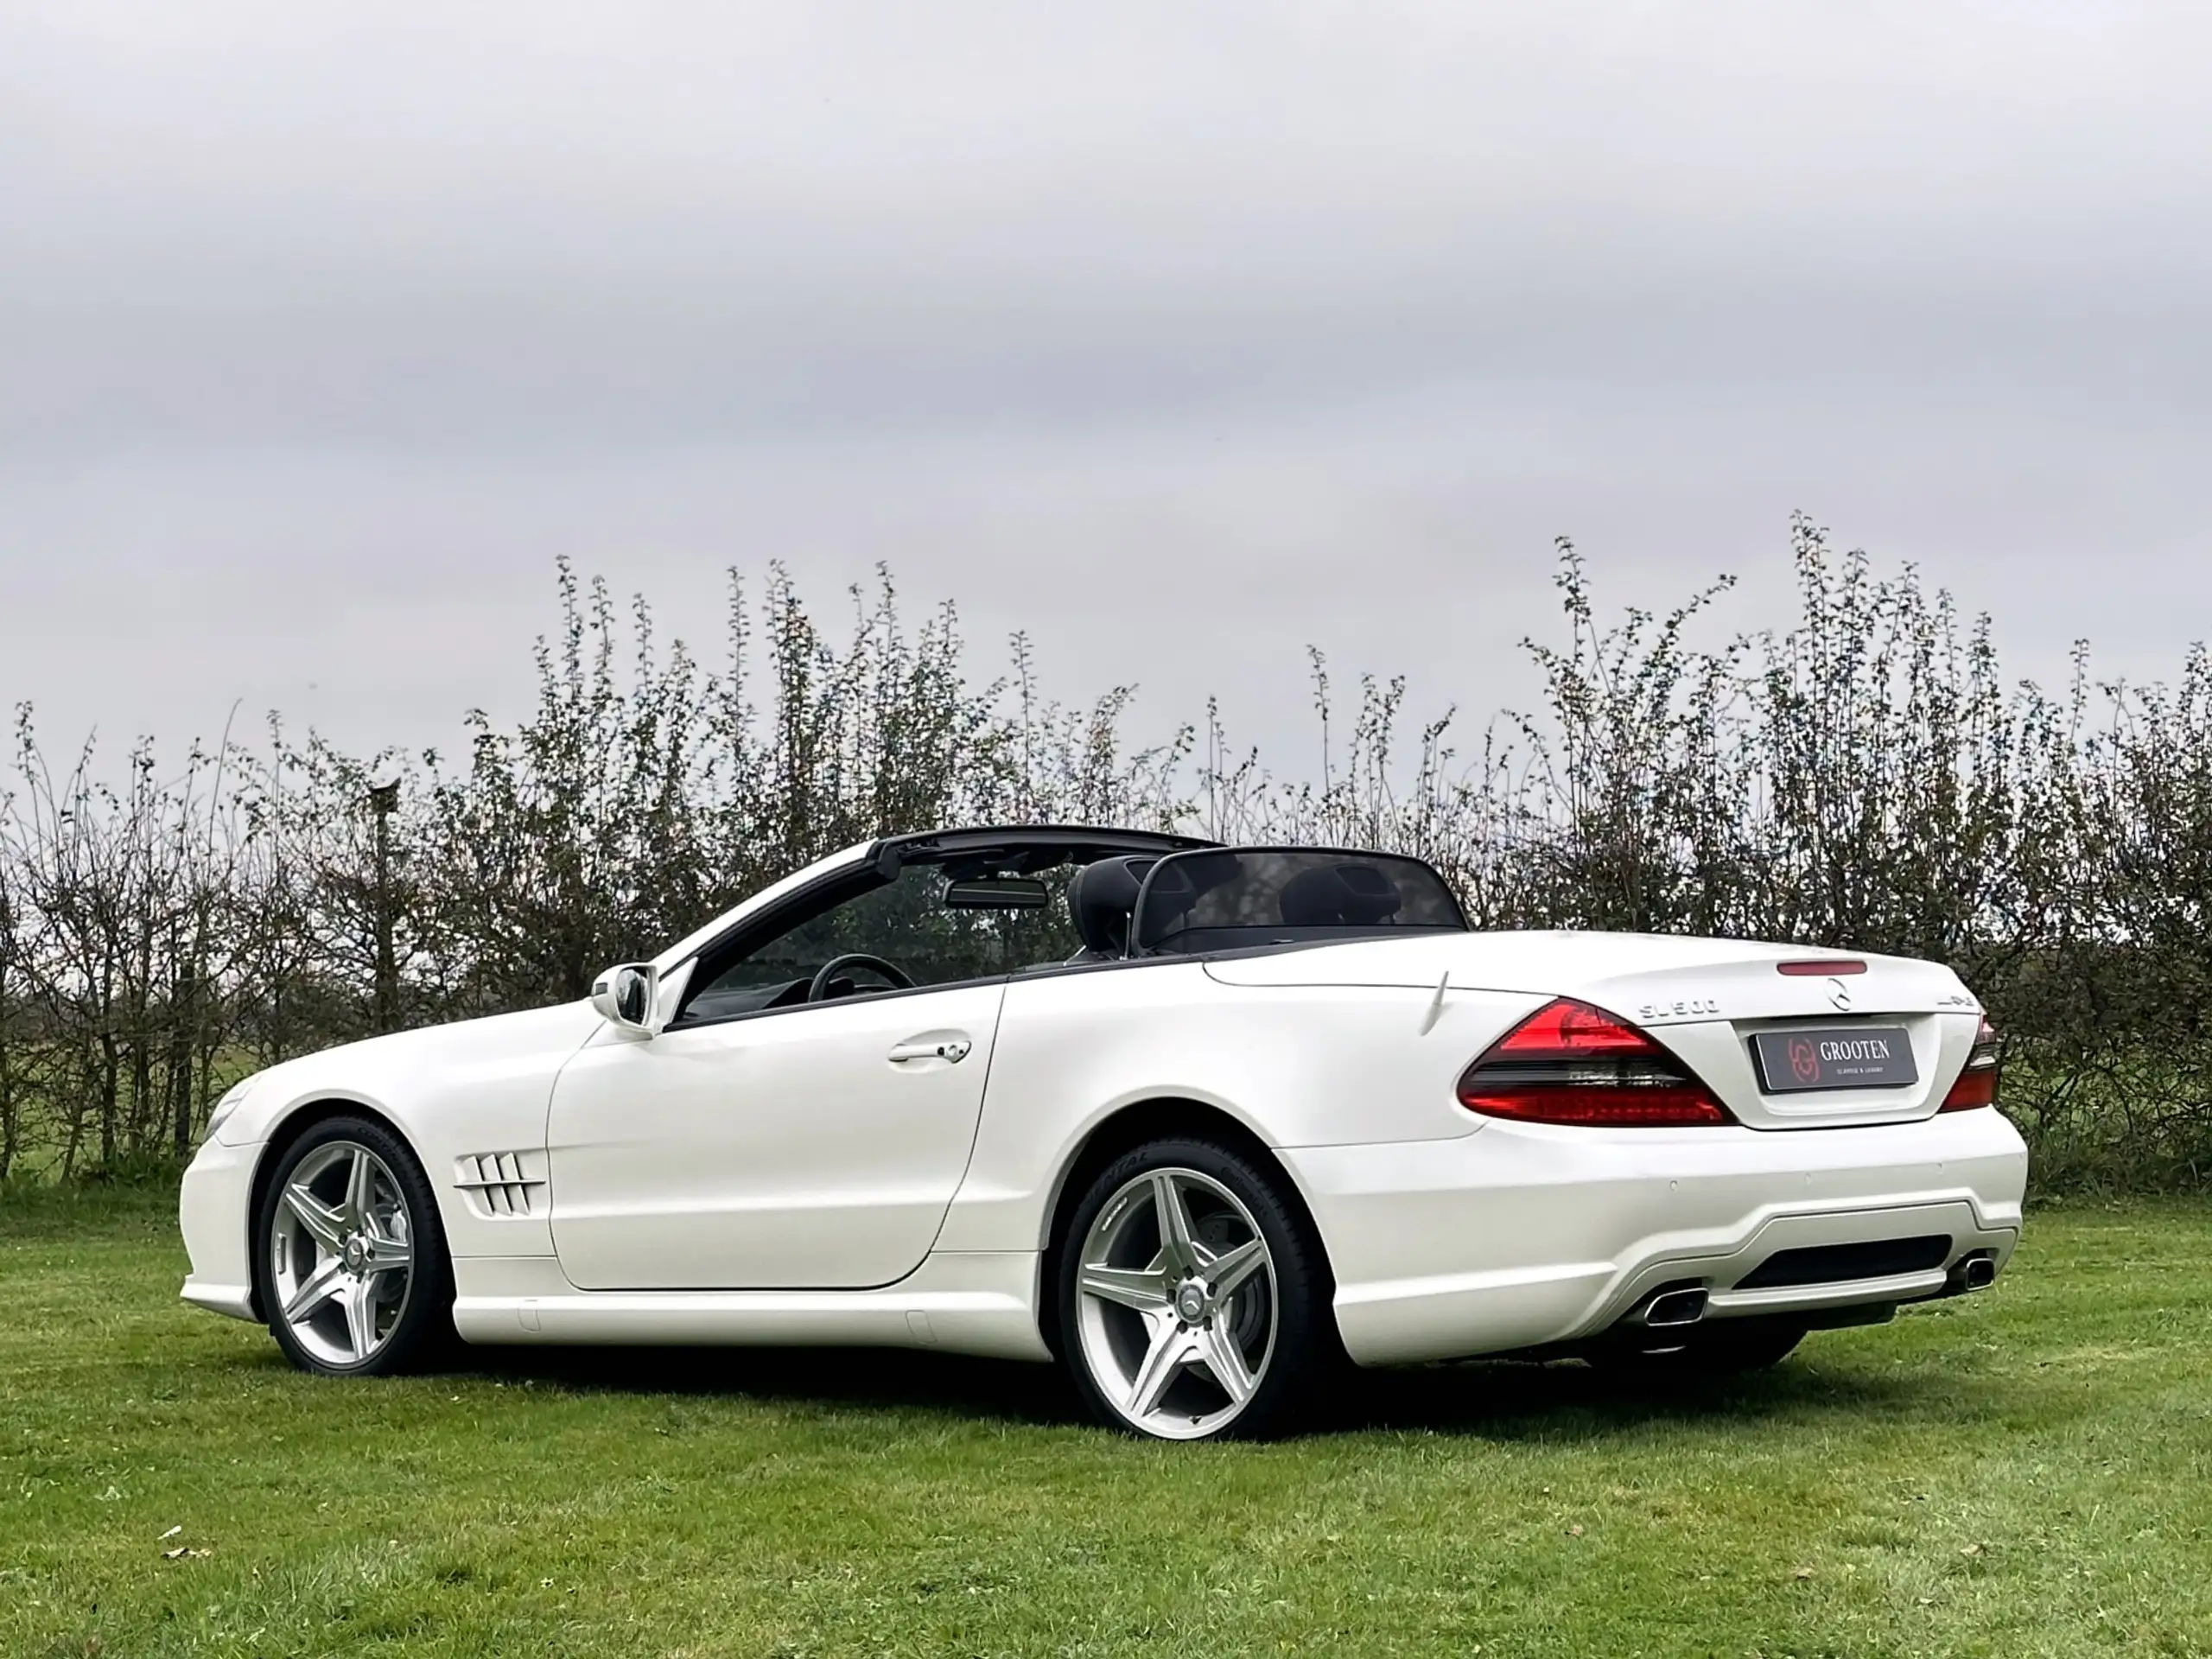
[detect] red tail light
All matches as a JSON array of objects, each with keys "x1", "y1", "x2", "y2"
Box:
[
  {"x1": 1940, "y1": 1016, "x2": 2001, "y2": 1111},
  {"x1": 1457, "y1": 998, "x2": 1734, "y2": 1127}
]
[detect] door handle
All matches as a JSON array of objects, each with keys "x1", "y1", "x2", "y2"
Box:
[{"x1": 888, "y1": 1035, "x2": 972, "y2": 1065}]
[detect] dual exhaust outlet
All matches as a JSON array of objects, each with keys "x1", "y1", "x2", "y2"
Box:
[
  {"x1": 1631, "y1": 1283, "x2": 1711, "y2": 1329},
  {"x1": 1627, "y1": 1249, "x2": 1999, "y2": 1330},
  {"x1": 1949, "y1": 1252, "x2": 1998, "y2": 1294}
]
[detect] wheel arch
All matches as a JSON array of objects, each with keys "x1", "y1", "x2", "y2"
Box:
[
  {"x1": 1036, "y1": 1096, "x2": 1338, "y2": 1357},
  {"x1": 243, "y1": 1096, "x2": 423, "y2": 1323}
]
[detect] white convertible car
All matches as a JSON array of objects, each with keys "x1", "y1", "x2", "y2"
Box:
[{"x1": 181, "y1": 827, "x2": 2027, "y2": 1440}]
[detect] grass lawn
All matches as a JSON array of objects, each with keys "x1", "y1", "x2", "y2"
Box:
[{"x1": 3, "y1": 1185, "x2": 2209, "y2": 1658}]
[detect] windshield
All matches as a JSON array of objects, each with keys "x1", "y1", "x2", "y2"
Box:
[
  {"x1": 676, "y1": 853, "x2": 1090, "y2": 1024},
  {"x1": 1131, "y1": 848, "x2": 1465, "y2": 955}
]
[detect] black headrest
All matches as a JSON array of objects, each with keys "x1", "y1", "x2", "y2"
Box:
[
  {"x1": 1067, "y1": 855, "x2": 1157, "y2": 955},
  {"x1": 1278, "y1": 862, "x2": 1403, "y2": 927}
]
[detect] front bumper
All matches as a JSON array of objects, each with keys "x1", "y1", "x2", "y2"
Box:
[
  {"x1": 1283, "y1": 1107, "x2": 2028, "y2": 1366},
  {"x1": 179, "y1": 1134, "x2": 261, "y2": 1322}
]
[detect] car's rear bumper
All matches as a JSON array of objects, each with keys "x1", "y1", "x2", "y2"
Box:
[
  {"x1": 1281, "y1": 1108, "x2": 2028, "y2": 1366},
  {"x1": 179, "y1": 1134, "x2": 260, "y2": 1322}
]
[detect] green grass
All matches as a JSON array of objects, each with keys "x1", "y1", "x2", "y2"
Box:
[{"x1": 3, "y1": 1188, "x2": 2209, "y2": 1658}]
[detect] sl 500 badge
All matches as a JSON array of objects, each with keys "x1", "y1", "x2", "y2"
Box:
[{"x1": 1637, "y1": 996, "x2": 1720, "y2": 1020}]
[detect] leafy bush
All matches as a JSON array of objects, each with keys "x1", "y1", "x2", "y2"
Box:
[{"x1": 3, "y1": 520, "x2": 2207, "y2": 1189}]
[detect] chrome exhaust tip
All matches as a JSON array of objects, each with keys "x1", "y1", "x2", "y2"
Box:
[
  {"x1": 1641, "y1": 1286, "x2": 1710, "y2": 1328},
  {"x1": 1952, "y1": 1255, "x2": 1998, "y2": 1293}
]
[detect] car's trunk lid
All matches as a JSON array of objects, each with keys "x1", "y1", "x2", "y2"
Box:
[{"x1": 1202, "y1": 931, "x2": 1984, "y2": 1128}]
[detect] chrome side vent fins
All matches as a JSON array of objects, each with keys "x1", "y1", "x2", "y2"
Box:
[{"x1": 453, "y1": 1151, "x2": 547, "y2": 1218}]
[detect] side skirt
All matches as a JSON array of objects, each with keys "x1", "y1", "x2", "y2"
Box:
[{"x1": 450, "y1": 1250, "x2": 1052, "y2": 1363}]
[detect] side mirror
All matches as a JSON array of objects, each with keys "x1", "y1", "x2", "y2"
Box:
[{"x1": 590, "y1": 963, "x2": 661, "y2": 1035}]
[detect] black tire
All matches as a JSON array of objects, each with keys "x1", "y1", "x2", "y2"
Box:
[
  {"x1": 1055, "y1": 1136, "x2": 1344, "y2": 1440},
  {"x1": 1596, "y1": 1320, "x2": 1808, "y2": 1381},
  {"x1": 255, "y1": 1115, "x2": 456, "y2": 1377}
]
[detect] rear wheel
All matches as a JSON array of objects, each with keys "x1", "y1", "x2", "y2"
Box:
[
  {"x1": 1056, "y1": 1137, "x2": 1340, "y2": 1441},
  {"x1": 257, "y1": 1116, "x2": 454, "y2": 1376}
]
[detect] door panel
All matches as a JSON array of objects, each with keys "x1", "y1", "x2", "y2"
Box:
[{"x1": 547, "y1": 982, "x2": 1005, "y2": 1290}]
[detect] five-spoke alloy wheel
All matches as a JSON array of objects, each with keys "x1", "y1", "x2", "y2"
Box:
[
  {"x1": 257, "y1": 1116, "x2": 453, "y2": 1376},
  {"x1": 1058, "y1": 1138, "x2": 1339, "y2": 1440}
]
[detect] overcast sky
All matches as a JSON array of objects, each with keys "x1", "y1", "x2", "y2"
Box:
[{"x1": 3, "y1": 1, "x2": 2208, "y2": 773}]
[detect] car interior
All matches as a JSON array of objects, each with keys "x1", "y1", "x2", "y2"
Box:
[{"x1": 671, "y1": 839, "x2": 1468, "y2": 1027}]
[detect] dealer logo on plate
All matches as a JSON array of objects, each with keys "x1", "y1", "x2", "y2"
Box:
[{"x1": 1789, "y1": 1038, "x2": 1822, "y2": 1084}]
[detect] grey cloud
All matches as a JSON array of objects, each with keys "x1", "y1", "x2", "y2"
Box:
[{"x1": 2, "y1": 0, "x2": 2209, "y2": 768}]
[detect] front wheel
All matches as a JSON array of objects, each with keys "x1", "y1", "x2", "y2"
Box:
[
  {"x1": 256, "y1": 1116, "x2": 454, "y2": 1376},
  {"x1": 1056, "y1": 1138, "x2": 1340, "y2": 1441}
]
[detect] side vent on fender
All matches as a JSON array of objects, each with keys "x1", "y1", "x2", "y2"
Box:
[{"x1": 453, "y1": 1152, "x2": 547, "y2": 1218}]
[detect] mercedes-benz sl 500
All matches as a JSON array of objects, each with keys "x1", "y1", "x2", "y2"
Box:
[{"x1": 180, "y1": 826, "x2": 2026, "y2": 1440}]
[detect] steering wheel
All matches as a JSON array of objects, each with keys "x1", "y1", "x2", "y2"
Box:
[{"x1": 807, "y1": 952, "x2": 916, "y2": 1002}]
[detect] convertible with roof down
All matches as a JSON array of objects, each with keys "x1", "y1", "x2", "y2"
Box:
[{"x1": 180, "y1": 825, "x2": 2027, "y2": 1440}]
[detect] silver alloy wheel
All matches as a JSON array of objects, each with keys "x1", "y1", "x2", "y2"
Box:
[
  {"x1": 269, "y1": 1140, "x2": 415, "y2": 1369},
  {"x1": 1074, "y1": 1166, "x2": 1277, "y2": 1440}
]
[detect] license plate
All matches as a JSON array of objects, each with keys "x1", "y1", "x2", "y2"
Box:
[{"x1": 1751, "y1": 1026, "x2": 1917, "y2": 1094}]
